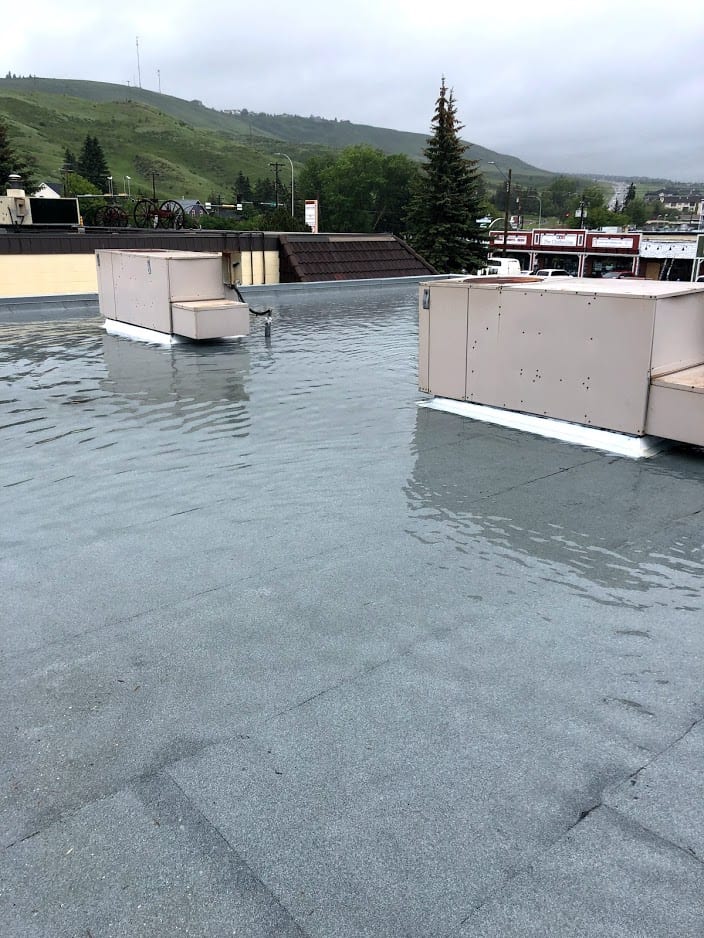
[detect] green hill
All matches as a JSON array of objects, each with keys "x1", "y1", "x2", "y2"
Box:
[{"x1": 0, "y1": 76, "x2": 554, "y2": 200}]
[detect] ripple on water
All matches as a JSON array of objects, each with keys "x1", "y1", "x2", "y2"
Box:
[{"x1": 3, "y1": 284, "x2": 703, "y2": 611}]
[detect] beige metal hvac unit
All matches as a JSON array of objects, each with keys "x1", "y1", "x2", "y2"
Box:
[
  {"x1": 419, "y1": 277, "x2": 704, "y2": 447},
  {"x1": 96, "y1": 249, "x2": 250, "y2": 340}
]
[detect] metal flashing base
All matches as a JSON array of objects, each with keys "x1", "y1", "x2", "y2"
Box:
[
  {"x1": 419, "y1": 397, "x2": 669, "y2": 459},
  {"x1": 104, "y1": 319, "x2": 185, "y2": 345}
]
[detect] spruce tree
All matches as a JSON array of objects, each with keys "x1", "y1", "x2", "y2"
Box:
[
  {"x1": 0, "y1": 119, "x2": 38, "y2": 193},
  {"x1": 234, "y1": 171, "x2": 252, "y2": 202},
  {"x1": 407, "y1": 79, "x2": 486, "y2": 272},
  {"x1": 77, "y1": 135, "x2": 109, "y2": 190}
]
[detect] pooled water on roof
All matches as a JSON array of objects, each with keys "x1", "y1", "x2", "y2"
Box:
[{"x1": 2, "y1": 282, "x2": 703, "y2": 613}]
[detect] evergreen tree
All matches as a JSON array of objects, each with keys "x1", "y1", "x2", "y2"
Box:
[
  {"x1": 624, "y1": 181, "x2": 637, "y2": 207},
  {"x1": 77, "y1": 135, "x2": 109, "y2": 190},
  {"x1": 0, "y1": 118, "x2": 38, "y2": 193},
  {"x1": 234, "y1": 171, "x2": 252, "y2": 202},
  {"x1": 406, "y1": 79, "x2": 485, "y2": 272},
  {"x1": 252, "y1": 176, "x2": 275, "y2": 205},
  {"x1": 63, "y1": 147, "x2": 77, "y2": 170}
]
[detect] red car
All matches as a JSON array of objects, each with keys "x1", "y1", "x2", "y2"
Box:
[{"x1": 602, "y1": 270, "x2": 642, "y2": 279}]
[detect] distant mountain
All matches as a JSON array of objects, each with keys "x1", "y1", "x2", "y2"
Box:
[{"x1": 0, "y1": 77, "x2": 560, "y2": 201}]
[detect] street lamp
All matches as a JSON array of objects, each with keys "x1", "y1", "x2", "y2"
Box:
[
  {"x1": 523, "y1": 193, "x2": 542, "y2": 228},
  {"x1": 488, "y1": 161, "x2": 512, "y2": 256},
  {"x1": 124, "y1": 175, "x2": 131, "y2": 198},
  {"x1": 275, "y1": 152, "x2": 295, "y2": 217},
  {"x1": 106, "y1": 176, "x2": 113, "y2": 197}
]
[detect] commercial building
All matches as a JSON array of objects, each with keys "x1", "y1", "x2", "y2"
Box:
[{"x1": 490, "y1": 228, "x2": 702, "y2": 280}]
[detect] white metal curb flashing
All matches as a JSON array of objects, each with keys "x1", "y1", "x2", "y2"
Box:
[
  {"x1": 104, "y1": 319, "x2": 185, "y2": 345},
  {"x1": 418, "y1": 397, "x2": 669, "y2": 459}
]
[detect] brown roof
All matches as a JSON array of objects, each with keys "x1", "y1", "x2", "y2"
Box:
[{"x1": 278, "y1": 233, "x2": 437, "y2": 282}]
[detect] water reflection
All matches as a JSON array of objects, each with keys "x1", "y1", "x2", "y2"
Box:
[
  {"x1": 404, "y1": 407, "x2": 704, "y2": 607},
  {"x1": 100, "y1": 334, "x2": 250, "y2": 440},
  {"x1": 0, "y1": 318, "x2": 251, "y2": 448}
]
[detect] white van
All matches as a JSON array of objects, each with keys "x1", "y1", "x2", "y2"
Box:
[
  {"x1": 533, "y1": 269, "x2": 574, "y2": 277},
  {"x1": 477, "y1": 257, "x2": 524, "y2": 277}
]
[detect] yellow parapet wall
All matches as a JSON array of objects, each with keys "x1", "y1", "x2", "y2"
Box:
[
  {"x1": 0, "y1": 254, "x2": 99, "y2": 297},
  {"x1": 0, "y1": 250, "x2": 281, "y2": 297}
]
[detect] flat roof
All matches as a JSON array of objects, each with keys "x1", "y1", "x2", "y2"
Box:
[{"x1": 2, "y1": 282, "x2": 704, "y2": 935}]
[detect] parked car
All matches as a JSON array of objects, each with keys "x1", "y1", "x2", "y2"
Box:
[
  {"x1": 533, "y1": 269, "x2": 574, "y2": 277},
  {"x1": 602, "y1": 270, "x2": 642, "y2": 279}
]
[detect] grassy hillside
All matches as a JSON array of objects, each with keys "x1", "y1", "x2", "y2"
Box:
[{"x1": 0, "y1": 76, "x2": 556, "y2": 200}]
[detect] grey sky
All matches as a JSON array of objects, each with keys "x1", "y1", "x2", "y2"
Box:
[{"x1": 11, "y1": 0, "x2": 704, "y2": 181}]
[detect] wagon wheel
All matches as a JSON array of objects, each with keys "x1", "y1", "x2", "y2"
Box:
[
  {"x1": 93, "y1": 206, "x2": 106, "y2": 226},
  {"x1": 158, "y1": 200, "x2": 185, "y2": 230},
  {"x1": 104, "y1": 205, "x2": 129, "y2": 228},
  {"x1": 133, "y1": 198, "x2": 158, "y2": 228}
]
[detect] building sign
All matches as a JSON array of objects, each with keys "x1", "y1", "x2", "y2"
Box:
[
  {"x1": 304, "y1": 199, "x2": 319, "y2": 233},
  {"x1": 534, "y1": 232, "x2": 583, "y2": 248},
  {"x1": 591, "y1": 236, "x2": 635, "y2": 250},
  {"x1": 491, "y1": 232, "x2": 531, "y2": 247},
  {"x1": 640, "y1": 240, "x2": 696, "y2": 259}
]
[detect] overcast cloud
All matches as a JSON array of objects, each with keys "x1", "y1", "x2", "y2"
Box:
[{"x1": 9, "y1": 0, "x2": 704, "y2": 181}]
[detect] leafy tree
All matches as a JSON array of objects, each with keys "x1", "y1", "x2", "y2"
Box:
[
  {"x1": 65, "y1": 174, "x2": 101, "y2": 197},
  {"x1": 77, "y1": 135, "x2": 109, "y2": 190},
  {"x1": 581, "y1": 183, "x2": 607, "y2": 209},
  {"x1": 406, "y1": 79, "x2": 485, "y2": 272},
  {"x1": 566, "y1": 184, "x2": 615, "y2": 228},
  {"x1": 373, "y1": 151, "x2": 419, "y2": 233},
  {"x1": 622, "y1": 197, "x2": 650, "y2": 227},
  {"x1": 624, "y1": 182, "x2": 637, "y2": 207},
  {"x1": 297, "y1": 145, "x2": 418, "y2": 234},
  {"x1": 260, "y1": 205, "x2": 309, "y2": 232},
  {"x1": 541, "y1": 175, "x2": 580, "y2": 220},
  {"x1": 0, "y1": 118, "x2": 38, "y2": 193},
  {"x1": 297, "y1": 152, "x2": 337, "y2": 226},
  {"x1": 197, "y1": 205, "x2": 308, "y2": 232}
]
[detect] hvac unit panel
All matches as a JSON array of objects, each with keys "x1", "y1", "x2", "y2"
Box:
[
  {"x1": 495, "y1": 290, "x2": 655, "y2": 433},
  {"x1": 465, "y1": 286, "x2": 503, "y2": 403},
  {"x1": 95, "y1": 251, "x2": 117, "y2": 321},
  {"x1": 426, "y1": 284, "x2": 468, "y2": 401},
  {"x1": 111, "y1": 253, "x2": 172, "y2": 333},
  {"x1": 171, "y1": 300, "x2": 250, "y2": 340},
  {"x1": 646, "y1": 377, "x2": 704, "y2": 446},
  {"x1": 167, "y1": 255, "x2": 224, "y2": 302},
  {"x1": 650, "y1": 292, "x2": 704, "y2": 377},
  {"x1": 418, "y1": 287, "x2": 430, "y2": 392}
]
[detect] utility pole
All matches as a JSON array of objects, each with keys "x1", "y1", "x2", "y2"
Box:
[
  {"x1": 136, "y1": 36, "x2": 142, "y2": 89},
  {"x1": 275, "y1": 152, "x2": 295, "y2": 216},
  {"x1": 269, "y1": 161, "x2": 284, "y2": 209},
  {"x1": 157, "y1": 69, "x2": 161, "y2": 94},
  {"x1": 578, "y1": 194, "x2": 587, "y2": 229},
  {"x1": 502, "y1": 168, "x2": 512, "y2": 257}
]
